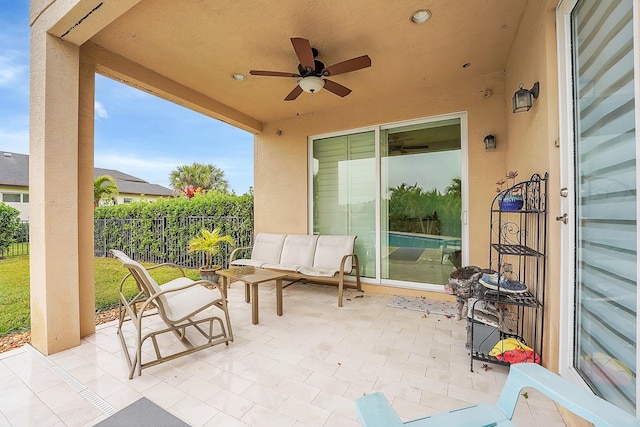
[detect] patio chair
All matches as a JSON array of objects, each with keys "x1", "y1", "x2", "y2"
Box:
[
  {"x1": 110, "y1": 249, "x2": 233, "y2": 379},
  {"x1": 354, "y1": 363, "x2": 639, "y2": 427}
]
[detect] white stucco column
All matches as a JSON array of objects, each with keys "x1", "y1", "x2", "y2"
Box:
[
  {"x1": 78, "y1": 50, "x2": 96, "y2": 338},
  {"x1": 29, "y1": 29, "x2": 82, "y2": 354}
]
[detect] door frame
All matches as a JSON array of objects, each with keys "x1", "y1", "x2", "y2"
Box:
[
  {"x1": 556, "y1": 0, "x2": 640, "y2": 397},
  {"x1": 307, "y1": 111, "x2": 469, "y2": 291}
]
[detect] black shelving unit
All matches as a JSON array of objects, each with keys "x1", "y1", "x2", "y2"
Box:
[{"x1": 469, "y1": 173, "x2": 548, "y2": 371}]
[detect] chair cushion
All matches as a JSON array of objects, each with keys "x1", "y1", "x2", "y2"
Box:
[
  {"x1": 250, "y1": 233, "x2": 286, "y2": 264},
  {"x1": 230, "y1": 259, "x2": 266, "y2": 268},
  {"x1": 160, "y1": 277, "x2": 195, "y2": 291},
  {"x1": 313, "y1": 235, "x2": 356, "y2": 274},
  {"x1": 163, "y1": 284, "x2": 221, "y2": 322},
  {"x1": 261, "y1": 263, "x2": 299, "y2": 272},
  {"x1": 296, "y1": 266, "x2": 338, "y2": 277},
  {"x1": 279, "y1": 234, "x2": 318, "y2": 267}
]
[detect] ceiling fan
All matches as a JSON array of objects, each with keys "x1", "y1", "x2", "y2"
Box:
[{"x1": 249, "y1": 37, "x2": 372, "y2": 101}]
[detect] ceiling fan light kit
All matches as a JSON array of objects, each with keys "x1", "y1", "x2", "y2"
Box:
[
  {"x1": 249, "y1": 37, "x2": 372, "y2": 101},
  {"x1": 299, "y1": 76, "x2": 325, "y2": 93}
]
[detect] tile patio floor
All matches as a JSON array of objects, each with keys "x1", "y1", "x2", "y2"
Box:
[{"x1": 0, "y1": 282, "x2": 566, "y2": 426}]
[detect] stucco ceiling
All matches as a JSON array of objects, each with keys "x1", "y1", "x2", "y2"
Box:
[{"x1": 89, "y1": 0, "x2": 527, "y2": 129}]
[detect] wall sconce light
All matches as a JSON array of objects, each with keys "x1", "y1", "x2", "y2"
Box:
[
  {"x1": 512, "y1": 82, "x2": 540, "y2": 113},
  {"x1": 484, "y1": 134, "x2": 497, "y2": 150}
]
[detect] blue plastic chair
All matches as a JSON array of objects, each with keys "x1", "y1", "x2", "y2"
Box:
[{"x1": 354, "y1": 363, "x2": 639, "y2": 427}]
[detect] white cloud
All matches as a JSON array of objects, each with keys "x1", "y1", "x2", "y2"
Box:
[
  {"x1": 94, "y1": 101, "x2": 108, "y2": 119},
  {"x1": 0, "y1": 52, "x2": 27, "y2": 89}
]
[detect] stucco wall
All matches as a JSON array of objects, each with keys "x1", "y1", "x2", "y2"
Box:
[
  {"x1": 256, "y1": 71, "x2": 508, "y2": 270},
  {"x1": 504, "y1": 0, "x2": 563, "y2": 376},
  {"x1": 255, "y1": 1, "x2": 570, "y2": 392}
]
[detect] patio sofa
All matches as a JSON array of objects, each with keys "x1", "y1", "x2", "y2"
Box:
[{"x1": 229, "y1": 233, "x2": 361, "y2": 307}]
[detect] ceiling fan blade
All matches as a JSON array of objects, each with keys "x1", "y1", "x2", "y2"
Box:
[
  {"x1": 250, "y1": 70, "x2": 300, "y2": 78},
  {"x1": 322, "y1": 55, "x2": 372, "y2": 76},
  {"x1": 323, "y1": 79, "x2": 352, "y2": 97},
  {"x1": 284, "y1": 85, "x2": 304, "y2": 101},
  {"x1": 291, "y1": 37, "x2": 315, "y2": 72}
]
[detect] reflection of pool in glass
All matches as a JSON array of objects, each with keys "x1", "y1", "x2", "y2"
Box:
[{"x1": 388, "y1": 233, "x2": 443, "y2": 249}]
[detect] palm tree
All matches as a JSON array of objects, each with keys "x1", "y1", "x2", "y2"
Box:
[
  {"x1": 445, "y1": 177, "x2": 462, "y2": 198},
  {"x1": 188, "y1": 228, "x2": 235, "y2": 270},
  {"x1": 169, "y1": 163, "x2": 229, "y2": 197},
  {"x1": 94, "y1": 175, "x2": 119, "y2": 208}
]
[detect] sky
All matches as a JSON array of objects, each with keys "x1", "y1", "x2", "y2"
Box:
[{"x1": 0, "y1": 2, "x2": 254, "y2": 194}]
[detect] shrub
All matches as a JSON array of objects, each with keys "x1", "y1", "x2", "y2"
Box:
[
  {"x1": 94, "y1": 191, "x2": 253, "y2": 267},
  {"x1": 0, "y1": 203, "x2": 20, "y2": 257}
]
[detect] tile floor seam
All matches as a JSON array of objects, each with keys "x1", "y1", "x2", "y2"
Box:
[{"x1": 24, "y1": 344, "x2": 118, "y2": 416}]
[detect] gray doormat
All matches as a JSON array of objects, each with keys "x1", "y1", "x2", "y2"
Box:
[
  {"x1": 94, "y1": 397, "x2": 190, "y2": 427},
  {"x1": 388, "y1": 247, "x2": 424, "y2": 261}
]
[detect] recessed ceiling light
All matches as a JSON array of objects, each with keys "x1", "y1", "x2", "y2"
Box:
[
  {"x1": 232, "y1": 73, "x2": 246, "y2": 81},
  {"x1": 411, "y1": 9, "x2": 431, "y2": 24}
]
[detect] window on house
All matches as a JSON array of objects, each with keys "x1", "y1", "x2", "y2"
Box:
[
  {"x1": 312, "y1": 131, "x2": 377, "y2": 277},
  {"x1": 2, "y1": 193, "x2": 21, "y2": 203},
  {"x1": 22, "y1": 194, "x2": 28, "y2": 203}
]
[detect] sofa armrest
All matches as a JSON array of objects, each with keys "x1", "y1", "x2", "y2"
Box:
[
  {"x1": 339, "y1": 253, "x2": 359, "y2": 277},
  {"x1": 229, "y1": 246, "x2": 253, "y2": 264}
]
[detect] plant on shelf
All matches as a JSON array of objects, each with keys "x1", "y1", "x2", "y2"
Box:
[
  {"x1": 496, "y1": 171, "x2": 524, "y2": 211},
  {"x1": 188, "y1": 228, "x2": 235, "y2": 282}
]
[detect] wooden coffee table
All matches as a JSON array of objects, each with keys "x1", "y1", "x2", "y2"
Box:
[{"x1": 217, "y1": 266, "x2": 287, "y2": 325}]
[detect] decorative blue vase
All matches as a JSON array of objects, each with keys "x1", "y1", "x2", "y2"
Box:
[{"x1": 500, "y1": 195, "x2": 524, "y2": 211}]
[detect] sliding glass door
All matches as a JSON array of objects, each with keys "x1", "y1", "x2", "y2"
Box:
[
  {"x1": 311, "y1": 115, "x2": 464, "y2": 287},
  {"x1": 381, "y1": 120, "x2": 462, "y2": 284}
]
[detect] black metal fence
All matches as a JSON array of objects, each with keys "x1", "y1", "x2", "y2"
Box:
[
  {"x1": 94, "y1": 215, "x2": 253, "y2": 269},
  {"x1": 0, "y1": 220, "x2": 29, "y2": 258},
  {"x1": 2, "y1": 217, "x2": 253, "y2": 269}
]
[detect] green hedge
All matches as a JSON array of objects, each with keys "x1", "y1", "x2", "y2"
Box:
[
  {"x1": 94, "y1": 191, "x2": 254, "y2": 267},
  {"x1": 0, "y1": 203, "x2": 20, "y2": 257}
]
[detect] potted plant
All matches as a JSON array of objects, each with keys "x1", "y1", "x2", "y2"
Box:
[
  {"x1": 187, "y1": 228, "x2": 235, "y2": 282},
  {"x1": 496, "y1": 170, "x2": 524, "y2": 211}
]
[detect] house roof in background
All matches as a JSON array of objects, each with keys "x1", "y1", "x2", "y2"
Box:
[
  {"x1": 0, "y1": 151, "x2": 173, "y2": 197},
  {"x1": 95, "y1": 167, "x2": 174, "y2": 197},
  {"x1": 0, "y1": 151, "x2": 28, "y2": 187}
]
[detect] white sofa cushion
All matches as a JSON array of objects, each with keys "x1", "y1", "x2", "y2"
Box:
[
  {"x1": 279, "y1": 234, "x2": 318, "y2": 267},
  {"x1": 312, "y1": 235, "x2": 356, "y2": 275},
  {"x1": 251, "y1": 233, "x2": 287, "y2": 264},
  {"x1": 261, "y1": 263, "x2": 298, "y2": 272},
  {"x1": 296, "y1": 265, "x2": 339, "y2": 277}
]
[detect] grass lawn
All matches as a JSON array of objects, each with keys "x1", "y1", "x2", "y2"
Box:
[{"x1": 0, "y1": 255, "x2": 200, "y2": 336}]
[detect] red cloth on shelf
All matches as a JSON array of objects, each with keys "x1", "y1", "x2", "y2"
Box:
[{"x1": 497, "y1": 349, "x2": 540, "y2": 364}]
